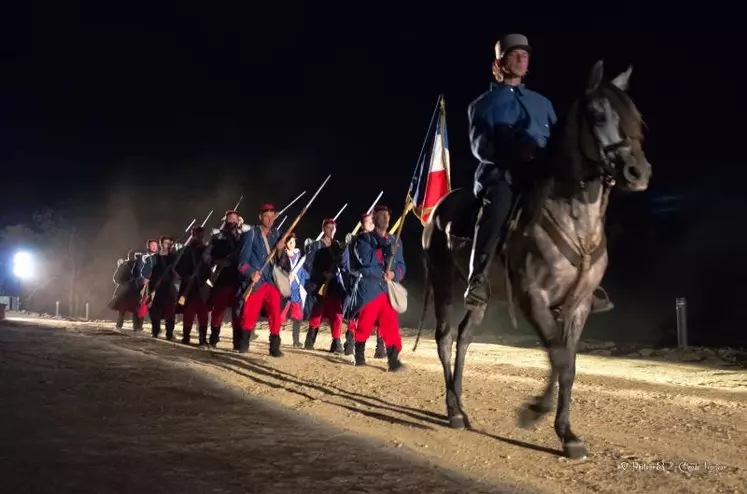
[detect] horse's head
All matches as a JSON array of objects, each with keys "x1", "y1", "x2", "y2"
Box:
[{"x1": 577, "y1": 60, "x2": 652, "y2": 192}]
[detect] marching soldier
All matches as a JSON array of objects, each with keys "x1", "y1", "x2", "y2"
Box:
[
  {"x1": 139, "y1": 236, "x2": 178, "y2": 340},
  {"x1": 205, "y1": 210, "x2": 243, "y2": 349},
  {"x1": 237, "y1": 203, "x2": 286, "y2": 356},
  {"x1": 132, "y1": 239, "x2": 160, "y2": 332},
  {"x1": 175, "y1": 226, "x2": 211, "y2": 346},
  {"x1": 302, "y1": 218, "x2": 348, "y2": 353},
  {"x1": 109, "y1": 250, "x2": 139, "y2": 329},
  {"x1": 344, "y1": 211, "x2": 386, "y2": 358},
  {"x1": 349, "y1": 205, "x2": 406, "y2": 370}
]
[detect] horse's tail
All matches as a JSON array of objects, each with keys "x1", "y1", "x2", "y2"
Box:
[
  {"x1": 412, "y1": 251, "x2": 433, "y2": 353},
  {"x1": 504, "y1": 258, "x2": 519, "y2": 330}
]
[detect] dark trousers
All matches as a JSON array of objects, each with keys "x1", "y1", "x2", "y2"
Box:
[{"x1": 472, "y1": 176, "x2": 516, "y2": 272}]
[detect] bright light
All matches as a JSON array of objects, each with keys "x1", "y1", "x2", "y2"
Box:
[{"x1": 12, "y1": 251, "x2": 34, "y2": 280}]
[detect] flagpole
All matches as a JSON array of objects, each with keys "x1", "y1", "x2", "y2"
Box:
[
  {"x1": 438, "y1": 96, "x2": 452, "y2": 192},
  {"x1": 390, "y1": 94, "x2": 446, "y2": 239}
]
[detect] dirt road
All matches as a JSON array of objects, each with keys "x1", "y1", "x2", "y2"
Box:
[{"x1": 2, "y1": 316, "x2": 746, "y2": 493}]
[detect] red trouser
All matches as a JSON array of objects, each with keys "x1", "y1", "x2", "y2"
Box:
[
  {"x1": 348, "y1": 319, "x2": 380, "y2": 337},
  {"x1": 183, "y1": 296, "x2": 209, "y2": 330},
  {"x1": 354, "y1": 292, "x2": 401, "y2": 351},
  {"x1": 241, "y1": 283, "x2": 281, "y2": 335},
  {"x1": 309, "y1": 294, "x2": 343, "y2": 339},
  {"x1": 281, "y1": 301, "x2": 304, "y2": 323},
  {"x1": 210, "y1": 284, "x2": 238, "y2": 328}
]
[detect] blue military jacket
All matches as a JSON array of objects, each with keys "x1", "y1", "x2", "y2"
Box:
[
  {"x1": 347, "y1": 230, "x2": 406, "y2": 317},
  {"x1": 237, "y1": 225, "x2": 281, "y2": 294},
  {"x1": 468, "y1": 81, "x2": 557, "y2": 191}
]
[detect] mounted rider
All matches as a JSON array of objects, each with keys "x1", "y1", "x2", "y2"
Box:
[{"x1": 465, "y1": 33, "x2": 614, "y2": 313}]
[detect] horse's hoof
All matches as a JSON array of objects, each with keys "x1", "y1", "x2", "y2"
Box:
[
  {"x1": 461, "y1": 413, "x2": 473, "y2": 430},
  {"x1": 563, "y1": 440, "x2": 589, "y2": 460},
  {"x1": 449, "y1": 414, "x2": 466, "y2": 429},
  {"x1": 517, "y1": 404, "x2": 545, "y2": 429}
]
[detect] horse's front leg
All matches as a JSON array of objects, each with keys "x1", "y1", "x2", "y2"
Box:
[
  {"x1": 517, "y1": 288, "x2": 563, "y2": 428},
  {"x1": 555, "y1": 297, "x2": 592, "y2": 459}
]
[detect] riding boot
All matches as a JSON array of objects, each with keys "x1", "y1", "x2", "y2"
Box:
[
  {"x1": 386, "y1": 346, "x2": 405, "y2": 372},
  {"x1": 591, "y1": 286, "x2": 615, "y2": 313},
  {"x1": 165, "y1": 320, "x2": 175, "y2": 341},
  {"x1": 133, "y1": 316, "x2": 144, "y2": 332},
  {"x1": 354, "y1": 341, "x2": 366, "y2": 366},
  {"x1": 269, "y1": 334, "x2": 284, "y2": 357},
  {"x1": 343, "y1": 330, "x2": 355, "y2": 355},
  {"x1": 304, "y1": 327, "x2": 319, "y2": 350},
  {"x1": 465, "y1": 179, "x2": 513, "y2": 308},
  {"x1": 198, "y1": 326, "x2": 209, "y2": 347},
  {"x1": 238, "y1": 331, "x2": 251, "y2": 354},
  {"x1": 292, "y1": 320, "x2": 303, "y2": 348},
  {"x1": 329, "y1": 338, "x2": 343, "y2": 354},
  {"x1": 373, "y1": 336, "x2": 386, "y2": 359},
  {"x1": 115, "y1": 313, "x2": 125, "y2": 329},
  {"x1": 209, "y1": 326, "x2": 221, "y2": 348}
]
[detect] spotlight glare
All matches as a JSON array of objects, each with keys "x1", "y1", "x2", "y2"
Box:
[{"x1": 12, "y1": 251, "x2": 34, "y2": 280}]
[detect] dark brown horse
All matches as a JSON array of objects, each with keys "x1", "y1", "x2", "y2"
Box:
[{"x1": 419, "y1": 61, "x2": 651, "y2": 459}]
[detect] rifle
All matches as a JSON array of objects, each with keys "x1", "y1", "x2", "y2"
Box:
[
  {"x1": 242, "y1": 175, "x2": 331, "y2": 301},
  {"x1": 277, "y1": 215, "x2": 288, "y2": 230},
  {"x1": 316, "y1": 190, "x2": 383, "y2": 296}
]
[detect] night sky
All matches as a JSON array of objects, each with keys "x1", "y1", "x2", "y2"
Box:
[{"x1": 1, "y1": 2, "x2": 743, "y2": 344}]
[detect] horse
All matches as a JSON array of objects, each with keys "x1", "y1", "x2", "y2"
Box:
[{"x1": 419, "y1": 60, "x2": 652, "y2": 459}]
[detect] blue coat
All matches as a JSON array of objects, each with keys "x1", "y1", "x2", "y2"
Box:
[
  {"x1": 468, "y1": 81, "x2": 557, "y2": 192},
  {"x1": 347, "y1": 230, "x2": 406, "y2": 317},
  {"x1": 303, "y1": 238, "x2": 348, "y2": 300},
  {"x1": 286, "y1": 248, "x2": 309, "y2": 304},
  {"x1": 237, "y1": 225, "x2": 281, "y2": 294}
]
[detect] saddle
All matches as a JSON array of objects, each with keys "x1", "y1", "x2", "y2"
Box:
[{"x1": 443, "y1": 188, "x2": 525, "y2": 253}]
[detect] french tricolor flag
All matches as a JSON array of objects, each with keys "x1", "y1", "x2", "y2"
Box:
[{"x1": 410, "y1": 94, "x2": 452, "y2": 225}]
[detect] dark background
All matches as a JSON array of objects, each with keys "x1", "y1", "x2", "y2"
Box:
[{"x1": 0, "y1": 2, "x2": 744, "y2": 346}]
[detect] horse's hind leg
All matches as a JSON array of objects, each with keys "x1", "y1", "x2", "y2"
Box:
[
  {"x1": 432, "y1": 262, "x2": 461, "y2": 428},
  {"x1": 450, "y1": 305, "x2": 483, "y2": 430},
  {"x1": 555, "y1": 298, "x2": 592, "y2": 459}
]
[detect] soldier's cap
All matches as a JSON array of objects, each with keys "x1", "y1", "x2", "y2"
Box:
[
  {"x1": 146, "y1": 238, "x2": 158, "y2": 246},
  {"x1": 286, "y1": 232, "x2": 297, "y2": 239},
  {"x1": 225, "y1": 209, "x2": 239, "y2": 217},
  {"x1": 495, "y1": 33, "x2": 531, "y2": 59},
  {"x1": 191, "y1": 225, "x2": 205, "y2": 234},
  {"x1": 159, "y1": 235, "x2": 174, "y2": 244},
  {"x1": 258, "y1": 204, "x2": 276, "y2": 214},
  {"x1": 322, "y1": 218, "x2": 336, "y2": 227},
  {"x1": 373, "y1": 204, "x2": 390, "y2": 214}
]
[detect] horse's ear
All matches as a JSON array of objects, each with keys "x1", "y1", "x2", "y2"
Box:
[
  {"x1": 611, "y1": 65, "x2": 633, "y2": 91},
  {"x1": 587, "y1": 60, "x2": 604, "y2": 93}
]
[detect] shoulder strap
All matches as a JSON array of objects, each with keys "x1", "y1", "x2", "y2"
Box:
[{"x1": 260, "y1": 230, "x2": 271, "y2": 257}]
